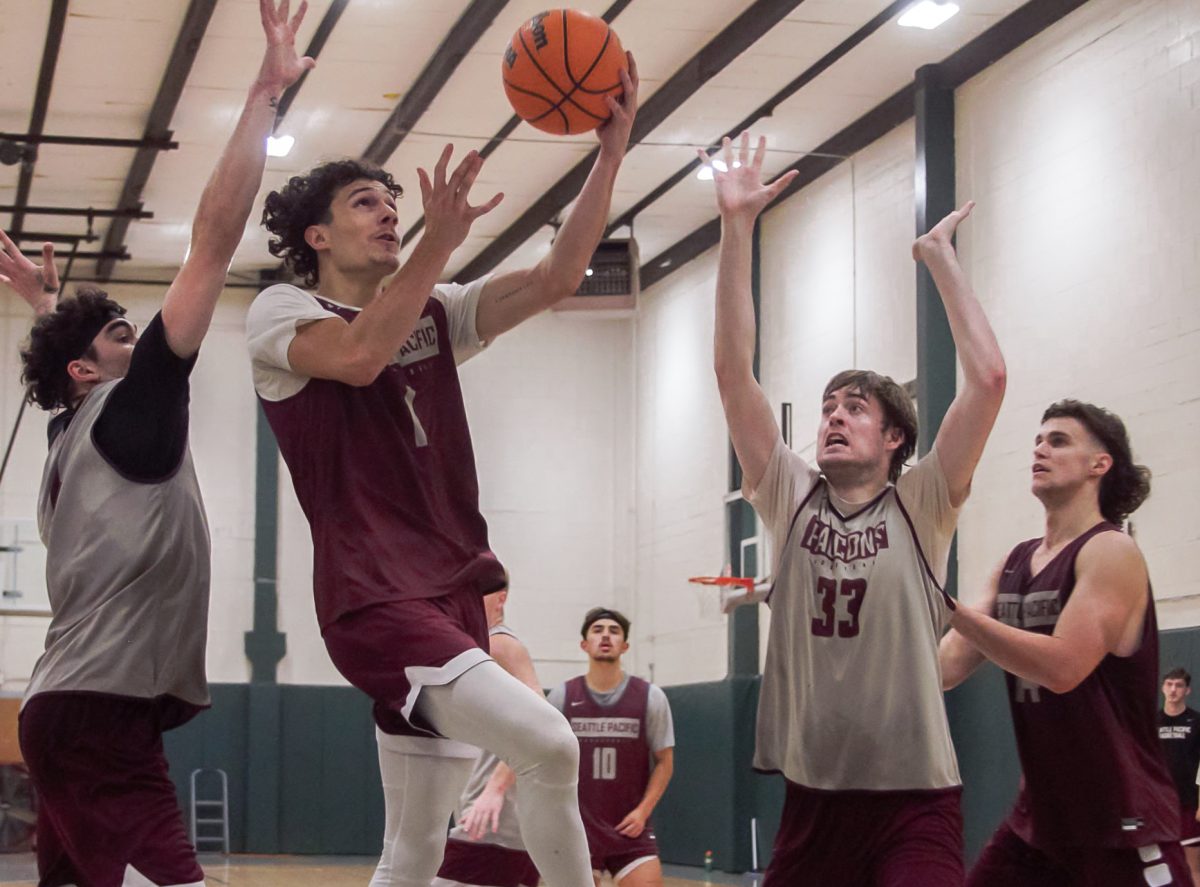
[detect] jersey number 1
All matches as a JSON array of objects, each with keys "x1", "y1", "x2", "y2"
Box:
[
  {"x1": 404, "y1": 384, "x2": 429, "y2": 448},
  {"x1": 812, "y1": 577, "x2": 868, "y2": 638},
  {"x1": 592, "y1": 747, "x2": 617, "y2": 780}
]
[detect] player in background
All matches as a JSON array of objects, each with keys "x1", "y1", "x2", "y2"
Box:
[
  {"x1": 1160, "y1": 668, "x2": 1200, "y2": 882},
  {"x1": 548, "y1": 608, "x2": 675, "y2": 887}
]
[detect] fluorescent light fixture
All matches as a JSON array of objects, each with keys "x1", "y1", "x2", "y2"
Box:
[
  {"x1": 696, "y1": 158, "x2": 742, "y2": 181},
  {"x1": 266, "y1": 134, "x2": 295, "y2": 157},
  {"x1": 898, "y1": 1, "x2": 959, "y2": 30}
]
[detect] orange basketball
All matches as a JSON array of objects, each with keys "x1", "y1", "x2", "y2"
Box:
[{"x1": 502, "y1": 9, "x2": 627, "y2": 136}]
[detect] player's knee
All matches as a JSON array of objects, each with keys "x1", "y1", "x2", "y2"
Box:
[{"x1": 530, "y1": 712, "x2": 579, "y2": 782}]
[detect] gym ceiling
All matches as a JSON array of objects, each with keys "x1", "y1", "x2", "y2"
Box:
[{"x1": 0, "y1": 0, "x2": 1086, "y2": 290}]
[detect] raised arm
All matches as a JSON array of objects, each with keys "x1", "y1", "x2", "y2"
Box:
[
  {"x1": 949, "y1": 532, "x2": 1148, "y2": 694},
  {"x1": 285, "y1": 146, "x2": 503, "y2": 386},
  {"x1": 914, "y1": 202, "x2": 1006, "y2": 506},
  {"x1": 474, "y1": 55, "x2": 639, "y2": 341},
  {"x1": 160, "y1": 0, "x2": 314, "y2": 359},
  {"x1": 0, "y1": 233, "x2": 58, "y2": 317},
  {"x1": 709, "y1": 134, "x2": 798, "y2": 491}
]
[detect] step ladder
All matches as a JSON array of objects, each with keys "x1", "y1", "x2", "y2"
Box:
[{"x1": 189, "y1": 768, "x2": 229, "y2": 854}]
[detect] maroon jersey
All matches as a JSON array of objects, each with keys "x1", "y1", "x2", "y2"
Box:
[
  {"x1": 248, "y1": 284, "x2": 506, "y2": 628},
  {"x1": 565, "y1": 675, "x2": 654, "y2": 855},
  {"x1": 996, "y1": 522, "x2": 1178, "y2": 848}
]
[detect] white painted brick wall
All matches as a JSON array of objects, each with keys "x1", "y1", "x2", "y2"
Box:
[
  {"x1": 634, "y1": 250, "x2": 730, "y2": 685},
  {"x1": 955, "y1": 0, "x2": 1200, "y2": 625}
]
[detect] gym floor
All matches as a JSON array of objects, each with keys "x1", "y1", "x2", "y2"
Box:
[{"x1": 0, "y1": 854, "x2": 760, "y2": 886}]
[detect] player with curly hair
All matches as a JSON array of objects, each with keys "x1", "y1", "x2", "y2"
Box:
[
  {"x1": 246, "y1": 55, "x2": 641, "y2": 887},
  {"x1": 0, "y1": 3, "x2": 315, "y2": 884},
  {"x1": 941, "y1": 401, "x2": 1188, "y2": 885}
]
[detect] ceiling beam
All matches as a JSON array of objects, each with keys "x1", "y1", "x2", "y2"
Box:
[
  {"x1": 640, "y1": 0, "x2": 1094, "y2": 290},
  {"x1": 22, "y1": 248, "x2": 128, "y2": 262},
  {"x1": 452, "y1": 0, "x2": 808, "y2": 283},
  {"x1": 96, "y1": 0, "x2": 219, "y2": 280},
  {"x1": 0, "y1": 205, "x2": 152, "y2": 220},
  {"x1": 605, "y1": 0, "x2": 912, "y2": 238},
  {"x1": 272, "y1": 0, "x2": 351, "y2": 129},
  {"x1": 400, "y1": 0, "x2": 637, "y2": 249},
  {"x1": 0, "y1": 133, "x2": 178, "y2": 150},
  {"x1": 8, "y1": 0, "x2": 69, "y2": 238},
  {"x1": 361, "y1": 0, "x2": 510, "y2": 165}
]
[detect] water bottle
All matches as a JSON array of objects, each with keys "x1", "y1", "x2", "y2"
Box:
[{"x1": 704, "y1": 849, "x2": 713, "y2": 873}]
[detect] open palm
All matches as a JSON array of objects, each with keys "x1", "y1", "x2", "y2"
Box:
[
  {"x1": 703, "y1": 133, "x2": 798, "y2": 221},
  {"x1": 258, "y1": 0, "x2": 315, "y2": 92}
]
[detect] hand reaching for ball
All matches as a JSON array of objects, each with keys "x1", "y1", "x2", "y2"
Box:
[{"x1": 597, "y1": 52, "x2": 639, "y2": 161}]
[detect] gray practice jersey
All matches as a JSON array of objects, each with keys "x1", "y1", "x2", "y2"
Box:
[
  {"x1": 24, "y1": 380, "x2": 211, "y2": 712},
  {"x1": 749, "y1": 440, "x2": 959, "y2": 791},
  {"x1": 447, "y1": 624, "x2": 527, "y2": 850}
]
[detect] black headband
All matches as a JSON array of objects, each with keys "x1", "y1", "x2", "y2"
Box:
[{"x1": 581, "y1": 607, "x2": 630, "y2": 638}]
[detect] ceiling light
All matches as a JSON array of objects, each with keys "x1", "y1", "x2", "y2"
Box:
[
  {"x1": 266, "y1": 134, "x2": 295, "y2": 157},
  {"x1": 696, "y1": 158, "x2": 742, "y2": 181},
  {"x1": 898, "y1": 1, "x2": 959, "y2": 30}
]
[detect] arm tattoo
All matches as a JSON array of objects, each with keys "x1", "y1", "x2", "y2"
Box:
[{"x1": 495, "y1": 281, "x2": 532, "y2": 303}]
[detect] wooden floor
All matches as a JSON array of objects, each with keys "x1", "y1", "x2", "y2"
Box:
[{"x1": 0, "y1": 854, "x2": 754, "y2": 886}]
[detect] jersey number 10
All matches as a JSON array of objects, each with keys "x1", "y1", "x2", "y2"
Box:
[{"x1": 592, "y1": 747, "x2": 617, "y2": 780}]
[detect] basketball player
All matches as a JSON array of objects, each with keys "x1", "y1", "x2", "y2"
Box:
[
  {"x1": 1159, "y1": 668, "x2": 1200, "y2": 881},
  {"x1": 547, "y1": 608, "x2": 675, "y2": 887},
  {"x1": 432, "y1": 584, "x2": 542, "y2": 887},
  {"x1": 705, "y1": 132, "x2": 1006, "y2": 886},
  {"x1": 246, "y1": 55, "x2": 639, "y2": 887},
  {"x1": 1, "y1": 3, "x2": 313, "y2": 884},
  {"x1": 940, "y1": 401, "x2": 1190, "y2": 885}
]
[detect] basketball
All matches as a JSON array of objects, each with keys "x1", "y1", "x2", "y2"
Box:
[{"x1": 502, "y1": 9, "x2": 628, "y2": 136}]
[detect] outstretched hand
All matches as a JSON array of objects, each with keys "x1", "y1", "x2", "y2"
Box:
[
  {"x1": 702, "y1": 132, "x2": 799, "y2": 223},
  {"x1": 459, "y1": 790, "x2": 505, "y2": 841},
  {"x1": 0, "y1": 228, "x2": 58, "y2": 316},
  {"x1": 913, "y1": 201, "x2": 975, "y2": 263},
  {"x1": 596, "y1": 52, "x2": 639, "y2": 161},
  {"x1": 257, "y1": 0, "x2": 316, "y2": 93},
  {"x1": 418, "y1": 145, "x2": 504, "y2": 254}
]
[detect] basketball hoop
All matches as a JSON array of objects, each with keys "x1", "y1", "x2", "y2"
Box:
[{"x1": 689, "y1": 575, "x2": 762, "y2": 614}]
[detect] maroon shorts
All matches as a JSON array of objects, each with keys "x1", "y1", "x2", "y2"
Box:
[
  {"x1": 18, "y1": 693, "x2": 205, "y2": 887},
  {"x1": 323, "y1": 589, "x2": 489, "y2": 740},
  {"x1": 966, "y1": 820, "x2": 1190, "y2": 886},
  {"x1": 591, "y1": 845, "x2": 660, "y2": 880},
  {"x1": 764, "y1": 781, "x2": 963, "y2": 887},
  {"x1": 1180, "y1": 804, "x2": 1200, "y2": 846},
  {"x1": 437, "y1": 837, "x2": 540, "y2": 887}
]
